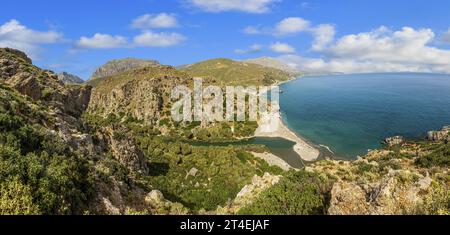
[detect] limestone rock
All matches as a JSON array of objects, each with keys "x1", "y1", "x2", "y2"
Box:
[
  {"x1": 145, "y1": 190, "x2": 165, "y2": 205},
  {"x1": 328, "y1": 170, "x2": 433, "y2": 215},
  {"x1": 98, "y1": 126, "x2": 149, "y2": 174},
  {"x1": 186, "y1": 167, "x2": 199, "y2": 179},
  {"x1": 58, "y1": 72, "x2": 84, "y2": 85},
  {"x1": 427, "y1": 126, "x2": 450, "y2": 141},
  {"x1": 90, "y1": 58, "x2": 159, "y2": 81},
  {"x1": 384, "y1": 136, "x2": 404, "y2": 147},
  {"x1": 88, "y1": 66, "x2": 190, "y2": 125}
]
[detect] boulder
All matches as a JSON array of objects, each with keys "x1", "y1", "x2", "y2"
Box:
[
  {"x1": 384, "y1": 136, "x2": 404, "y2": 146},
  {"x1": 145, "y1": 190, "x2": 165, "y2": 204},
  {"x1": 427, "y1": 126, "x2": 450, "y2": 141}
]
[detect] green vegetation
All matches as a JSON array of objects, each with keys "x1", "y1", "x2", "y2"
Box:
[
  {"x1": 0, "y1": 88, "x2": 93, "y2": 215},
  {"x1": 415, "y1": 143, "x2": 450, "y2": 168},
  {"x1": 135, "y1": 128, "x2": 283, "y2": 212},
  {"x1": 87, "y1": 65, "x2": 190, "y2": 91},
  {"x1": 238, "y1": 171, "x2": 330, "y2": 215},
  {"x1": 181, "y1": 58, "x2": 291, "y2": 86}
]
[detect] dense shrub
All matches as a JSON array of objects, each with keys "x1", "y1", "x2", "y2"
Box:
[{"x1": 238, "y1": 171, "x2": 329, "y2": 215}]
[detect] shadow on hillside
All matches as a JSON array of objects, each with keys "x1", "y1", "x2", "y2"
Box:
[{"x1": 147, "y1": 162, "x2": 170, "y2": 176}]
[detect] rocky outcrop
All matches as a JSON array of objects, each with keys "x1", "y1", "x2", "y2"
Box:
[
  {"x1": 0, "y1": 48, "x2": 92, "y2": 117},
  {"x1": 90, "y1": 58, "x2": 159, "y2": 81},
  {"x1": 97, "y1": 126, "x2": 149, "y2": 174},
  {"x1": 88, "y1": 66, "x2": 190, "y2": 125},
  {"x1": 427, "y1": 126, "x2": 450, "y2": 141},
  {"x1": 328, "y1": 170, "x2": 433, "y2": 215},
  {"x1": 384, "y1": 136, "x2": 405, "y2": 146},
  {"x1": 58, "y1": 72, "x2": 84, "y2": 85},
  {"x1": 216, "y1": 173, "x2": 281, "y2": 214}
]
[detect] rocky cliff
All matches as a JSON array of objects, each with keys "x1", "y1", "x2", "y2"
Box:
[
  {"x1": 90, "y1": 58, "x2": 160, "y2": 82},
  {"x1": 58, "y1": 72, "x2": 84, "y2": 85},
  {"x1": 88, "y1": 65, "x2": 191, "y2": 125}
]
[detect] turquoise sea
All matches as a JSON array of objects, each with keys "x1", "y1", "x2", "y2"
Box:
[{"x1": 279, "y1": 73, "x2": 450, "y2": 160}]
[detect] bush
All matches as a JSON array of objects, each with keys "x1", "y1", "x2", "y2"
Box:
[
  {"x1": 238, "y1": 171, "x2": 329, "y2": 215},
  {"x1": 415, "y1": 144, "x2": 450, "y2": 168}
]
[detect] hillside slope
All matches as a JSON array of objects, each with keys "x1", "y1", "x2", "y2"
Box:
[
  {"x1": 245, "y1": 57, "x2": 302, "y2": 76},
  {"x1": 181, "y1": 58, "x2": 292, "y2": 86}
]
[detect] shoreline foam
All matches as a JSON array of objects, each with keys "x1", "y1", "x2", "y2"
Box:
[{"x1": 254, "y1": 111, "x2": 321, "y2": 162}]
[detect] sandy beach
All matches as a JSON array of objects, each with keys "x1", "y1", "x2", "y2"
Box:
[{"x1": 254, "y1": 108, "x2": 320, "y2": 162}]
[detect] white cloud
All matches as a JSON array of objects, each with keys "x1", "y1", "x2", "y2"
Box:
[
  {"x1": 186, "y1": 0, "x2": 278, "y2": 13},
  {"x1": 278, "y1": 26, "x2": 450, "y2": 74},
  {"x1": 235, "y1": 44, "x2": 263, "y2": 54},
  {"x1": 0, "y1": 19, "x2": 63, "y2": 58},
  {"x1": 311, "y1": 24, "x2": 335, "y2": 51},
  {"x1": 244, "y1": 17, "x2": 332, "y2": 49},
  {"x1": 270, "y1": 42, "x2": 295, "y2": 53},
  {"x1": 442, "y1": 28, "x2": 450, "y2": 44},
  {"x1": 132, "y1": 13, "x2": 179, "y2": 29},
  {"x1": 75, "y1": 33, "x2": 128, "y2": 49},
  {"x1": 133, "y1": 31, "x2": 186, "y2": 47},
  {"x1": 243, "y1": 26, "x2": 263, "y2": 35},
  {"x1": 275, "y1": 17, "x2": 310, "y2": 36}
]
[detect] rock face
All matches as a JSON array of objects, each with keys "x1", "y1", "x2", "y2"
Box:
[
  {"x1": 58, "y1": 72, "x2": 84, "y2": 85},
  {"x1": 427, "y1": 126, "x2": 450, "y2": 141},
  {"x1": 0, "y1": 48, "x2": 92, "y2": 117},
  {"x1": 328, "y1": 170, "x2": 433, "y2": 215},
  {"x1": 90, "y1": 58, "x2": 159, "y2": 81},
  {"x1": 88, "y1": 66, "x2": 190, "y2": 125},
  {"x1": 384, "y1": 136, "x2": 405, "y2": 146},
  {"x1": 97, "y1": 125, "x2": 149, "y2": 174}
]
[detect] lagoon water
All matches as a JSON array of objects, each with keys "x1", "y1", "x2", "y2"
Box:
[{"x1": 280, "y1": 73, "x2": 450, "y2": 160}]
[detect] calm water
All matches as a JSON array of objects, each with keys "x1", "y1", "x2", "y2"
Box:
[
  {"x1": 188, "y1": 137, "x2": 304, "y2": 168},
  {"x1": 280, "y1": 73, "x2": 450, "y2": 159}
]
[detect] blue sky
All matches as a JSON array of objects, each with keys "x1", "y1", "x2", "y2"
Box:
[{"x1": 1, "y1": 0, "x2": 450, "y2": 79}]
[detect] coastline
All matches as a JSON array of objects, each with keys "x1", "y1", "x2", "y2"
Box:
[{"x1": 254, "y1": 111, "x2": 321, "y2": 162}]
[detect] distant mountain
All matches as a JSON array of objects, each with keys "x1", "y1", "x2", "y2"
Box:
[
  {"x1": 90, "y1": 58, "x2": 160, "y2": 82},
  {"x1": 245, "y1": 57, "x2": 303, "y2": 76},
  {"x1": 181, "y1": 58, "x2": 292, "y2": 86},
  {"x1": 58, "y1": 72, "x2": 84, "y2": 85}
]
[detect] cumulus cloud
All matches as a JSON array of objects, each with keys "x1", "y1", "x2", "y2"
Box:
[
  {"x1": 442, "y1": 28, "x2": 450, "y2": 44},
  {"x1": 243, "y1": 26, "x2": 263, "y2": 35},
  {"x1": 278, "y1": 26, "x2": 450, "y2": 74},
  {"x1": 311, "y1": 24, "x2": 335, "y2": 51},
  {"x1": 243, "y1": 17, "x2": 335, "y2": 52},
  {"x1": 75, "y1": 33, "x2": 128, "y2": 49},
  {"x1": 186, "y1": 0, "x2": 278, "y2": 13},
  {"x1": 0, "y1": 19, "x2": 63, "y2": 58},
  {"x1": 132, "y1": 13, "x2": 179, "y2": 29},
  {"x1": 275, "y1": 17, "x2": 311, "y2": 36},
  {"x1": 270, "y1": 42, "x2": 295, "y2": 53},
  {"x1": 133, "y1": 31, "x2": 186, "y2": 47},
  {"x1": 235, "y1": 44, "x2": 263, "y2": 54}
]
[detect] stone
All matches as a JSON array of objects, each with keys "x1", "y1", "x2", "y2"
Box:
[
  {"x1": 427, "y1": 126, "x2": 450, "y2": 141},
  {"x1": 384, "y1": 136, "x2": 404, "y2": 146},
  {"x1": 186, "y1": 167, "x2": 199, "y2": 179},
  {"x1": 145, "y1": 190, "x2": 165, "y2": 204},
  {"x1": 58, "y1": 72, "x2": 84, "y2": 85}
]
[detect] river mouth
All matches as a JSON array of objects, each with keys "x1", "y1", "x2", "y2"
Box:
[{"x1": 187, "y1": 137, "x2": 333, "y2": 169}]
